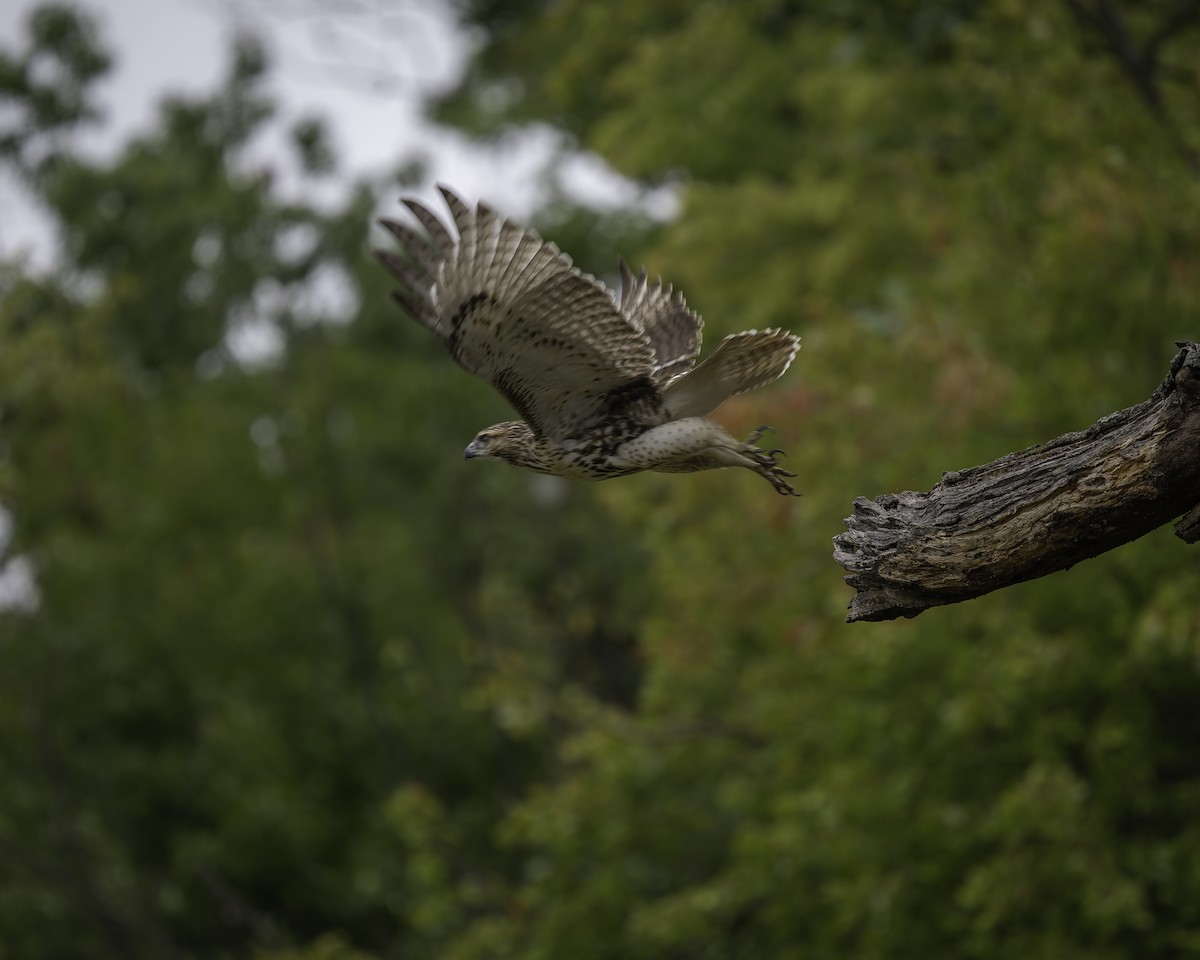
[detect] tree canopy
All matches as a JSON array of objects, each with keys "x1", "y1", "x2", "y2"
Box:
[{"x1": 1, "y1": 2, "x2": 1198, "y2": 958}]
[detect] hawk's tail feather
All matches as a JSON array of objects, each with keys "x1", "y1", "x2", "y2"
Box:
[{"x1": 662, "y1": 328, "x2": 800, "y2": 419}]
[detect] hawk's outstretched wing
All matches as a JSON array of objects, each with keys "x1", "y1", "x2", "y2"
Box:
[
  {"x1": 617, "y1": 260, "x2": 703, "y2": 388},
  {"x1": 662, "y1": 328, "x2": 801, "y2": 419},
  {"x1": 376, "y1": 187, "x2": 658, "y2": 440}
]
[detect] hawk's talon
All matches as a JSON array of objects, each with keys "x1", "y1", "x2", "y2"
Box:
[
  {"x1": 747, "y1": 445, "x2": 786, "y2": 466},
  {"x1": 739, "y1": 436, "x2": 800, "y2": 495},
  {"x1": 745, "y1": 425, "x2": 774, "y2": 445},
  {"x1": 764, "y1": 469, "x2": 801, "y2": 496}
]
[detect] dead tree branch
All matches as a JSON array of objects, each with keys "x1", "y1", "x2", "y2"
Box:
[{"x1": 834, "y1": 342, "x2": 1200, "y2": 623}]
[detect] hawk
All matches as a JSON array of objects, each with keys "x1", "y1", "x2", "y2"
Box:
[{"x1": 375, "y1": 186, "x2": 801, "y2": 495}]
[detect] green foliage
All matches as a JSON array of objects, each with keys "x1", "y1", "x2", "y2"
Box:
[
  {"x1": 0, "y1": 3, "x2": 109, "y2": 170},
  {"x1": 2, "y1": 2, "x2": 1199, "y2": 959}
]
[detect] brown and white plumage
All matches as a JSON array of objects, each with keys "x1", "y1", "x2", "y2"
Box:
[{"x1": 375, "y1": 186, "x2": 802, "y2": 495}]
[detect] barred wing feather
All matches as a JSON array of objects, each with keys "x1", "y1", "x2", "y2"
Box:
[
  {"x1": 617, "y1": 260, "x2": 704, "y2": 387},
  {"x1": 377, "y1": 186, "x2": 657, "y2": 440}
]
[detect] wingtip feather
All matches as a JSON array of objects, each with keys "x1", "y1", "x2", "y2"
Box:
[{"x1": 438, "y1": 184, "x2": 471, "y2": 223}]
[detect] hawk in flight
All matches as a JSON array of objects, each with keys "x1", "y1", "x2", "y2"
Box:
[{"x1": 375, "y1": 186, "x2": 801, "y2": 495}]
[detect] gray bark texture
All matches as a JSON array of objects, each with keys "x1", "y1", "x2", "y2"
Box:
[{"x1": 833, "y1": 341, "x2": 1200, "y2": 623}]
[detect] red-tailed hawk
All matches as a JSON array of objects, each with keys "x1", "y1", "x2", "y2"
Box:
[{"x1": 375, "y1": 186, "x2": 801, "y2": 495}]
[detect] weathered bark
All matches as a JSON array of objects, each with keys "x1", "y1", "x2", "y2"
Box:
[{"x1": 833, "y1": 342, "x2": 1200, "y2": 623}]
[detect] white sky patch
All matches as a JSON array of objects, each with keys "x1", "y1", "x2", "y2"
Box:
[
  {"x1": 226, "y1": 319, "x2": 286, "y2": 368},
  {"x1": 273, "y1": 220, "x2": 320, "y2": 266},
  {"x1": 291, "y1": 261, "x2": 359, "y2": 325},
  {"x1": 227, "y1": 289, "x2": 286, "y2": 368},
  {"x1": 0, "y1": 556, "x2": 39, "y2": 614},
  {"x1": 222, "y1": 257, "x2": 360, "y2": 366},
  {"x1": 0, "y1": 0, "x2": 227, "y2": 267},
  {"x1": 0, "y1": 506, "x2": 39, "y2": 614}
]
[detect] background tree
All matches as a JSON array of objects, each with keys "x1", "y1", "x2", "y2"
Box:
[{"x1": 1, "y1": 2, "x2": 1199, "y2": 959}]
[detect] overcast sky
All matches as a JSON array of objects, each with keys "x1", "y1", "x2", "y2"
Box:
[{"x1": 0, "y1": 0, "x2": 662, "y2": 266}]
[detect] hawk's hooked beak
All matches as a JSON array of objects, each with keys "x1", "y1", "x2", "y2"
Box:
[{"x1": 464, "y1": 438, "x2": 483, "y2": 460}]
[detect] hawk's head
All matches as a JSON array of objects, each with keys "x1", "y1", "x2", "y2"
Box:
[{"x1": 464, "y1": 421, "x2": 539, "y2": 467}]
